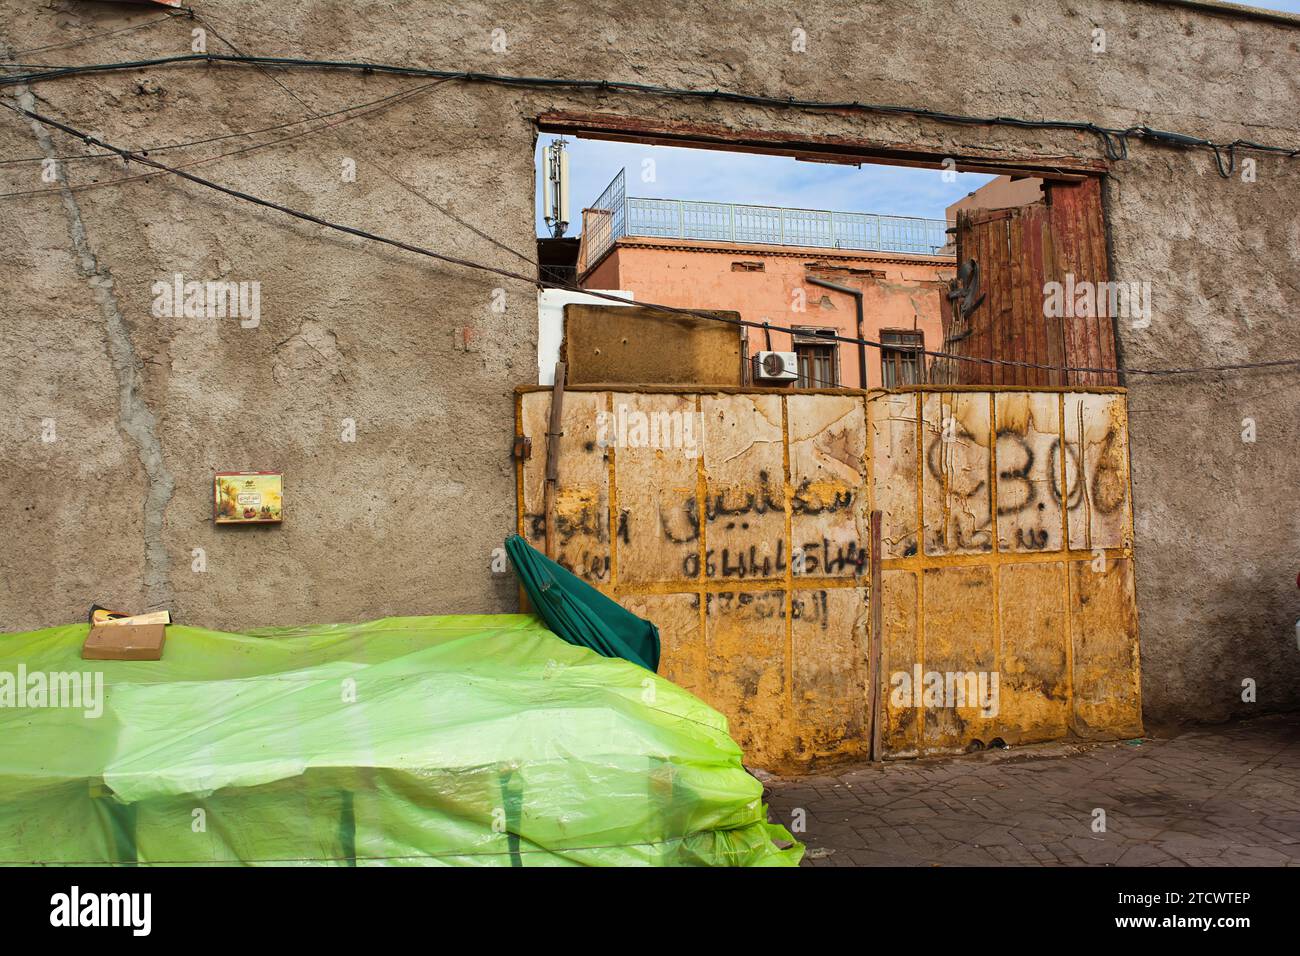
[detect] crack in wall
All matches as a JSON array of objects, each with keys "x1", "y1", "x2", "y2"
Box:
[{"x1": 6, "y1": 71, "x2": 176, "y2": 610}]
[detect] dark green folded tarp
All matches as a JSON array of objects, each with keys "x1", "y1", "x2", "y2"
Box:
[{"x1": 506, "y1": 534, "x2": 661, "y2": 672}]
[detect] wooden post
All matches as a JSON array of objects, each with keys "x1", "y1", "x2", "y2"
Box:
[
  {"x1": 868, "y1": 509, "x2": 883, "y2": 763},
  {"x1": 542, "y1": 362, "x2": 567, "y2": 558}
]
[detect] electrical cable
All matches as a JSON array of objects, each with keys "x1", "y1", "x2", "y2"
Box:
[
  {"x1": 2, "y1": 53, "x2": 1297, "y2": 176},
  {"x1": 2, "y1": 98, "x2": 1296, "y2": 380},
  {"x1": 0, "y1": 78, "x2": 450, "y2": 168},
  {"x1": 0, "y1": 79, "x2": 452, "y2": 200},
  {"x1": 188, "y1": 13, "x2": 536, "y2": 266},
  {"x1": 0, "y1": 11, "x2": 186, "y2": 59}
]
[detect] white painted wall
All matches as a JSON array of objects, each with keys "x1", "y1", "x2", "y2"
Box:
[{"x1": 537, "y1": 289, "x2": 635, "y2": 385}]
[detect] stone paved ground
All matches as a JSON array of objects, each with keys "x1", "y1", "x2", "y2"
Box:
[{"x1": 764, "y1": 714, "x2": 1300, "y2": 866}]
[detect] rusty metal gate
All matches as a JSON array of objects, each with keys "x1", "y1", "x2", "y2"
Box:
[{"x1": 516, "y1": 385, "x2": 1141, "y2": 771}]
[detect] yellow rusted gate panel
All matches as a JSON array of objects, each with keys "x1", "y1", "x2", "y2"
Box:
[
  {"x1": 517, "y1": 388, "x2": 870, "y2": 771},
  {"x1": 517, "y1": 386, "x2": 1141, "y2": 770},
  {"x1": 871, "y1": 388, "x2": 1142, "y2": 757}
]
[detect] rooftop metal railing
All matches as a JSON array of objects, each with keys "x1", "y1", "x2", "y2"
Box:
[{"x1": 582, "y1": 169, "x2": 954, "y2": 267}]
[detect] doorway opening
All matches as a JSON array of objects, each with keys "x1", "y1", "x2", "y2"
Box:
[{"x1": 534, "y1": 115, "x2": 1116, "y2": 389}]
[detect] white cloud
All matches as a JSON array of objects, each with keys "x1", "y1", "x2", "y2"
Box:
[{"x1": 537, "y1": 135, "x2": 996, "y2": 237}]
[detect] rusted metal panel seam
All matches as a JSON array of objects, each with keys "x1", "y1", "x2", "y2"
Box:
[
  {"x1": 780, "y1": 396, "x2": 795, "y2": 718},
  {"x1": 914, "y1": 390, "x2": 927, "y2": 754},
  {"x1": 606, "y1": 391, "x2": 620, "y2": 587},
  {"x1": 693, "y1": 394, "x2": 709, "y2": 682},
  {"x1": 1059, "y1": 392, "x2": 1076, "y2": 726}
]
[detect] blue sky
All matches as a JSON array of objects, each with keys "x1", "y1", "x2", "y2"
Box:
[
  {"x1": 536, "y1": 0, "x2": 1300, "y2": 237},
  {"x1": 535, "y1": 133, "x2": 996, "y2": 237}
]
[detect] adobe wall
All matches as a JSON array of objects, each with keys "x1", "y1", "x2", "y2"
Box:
[{"x1": 1, "y1": 0, "x2": 1296, "y2": 724}]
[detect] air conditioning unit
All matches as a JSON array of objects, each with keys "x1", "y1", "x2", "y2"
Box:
[{"x1": 753, "y1": 351, "x2": 798, "y2": 382}]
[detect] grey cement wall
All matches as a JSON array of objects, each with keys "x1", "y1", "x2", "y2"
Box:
[{"x1": 1, "y1": 0, "x2": 1297, "y2": 726}]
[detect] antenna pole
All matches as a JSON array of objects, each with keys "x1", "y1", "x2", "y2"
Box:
[{"x1": 543, "y1": 138, "x2": 570, "y2": 238}]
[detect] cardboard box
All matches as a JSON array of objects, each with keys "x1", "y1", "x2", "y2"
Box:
[
  {"x1": 91, "y1": 609, "x2": 171, "y2": 627},
  {"x1": 82, "y1": 623, "x2": 166, "y2": 661}
]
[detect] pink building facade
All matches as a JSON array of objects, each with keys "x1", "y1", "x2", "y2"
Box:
[{"x1": 580, "y1": 236, "x2": 955, "y2": 389}]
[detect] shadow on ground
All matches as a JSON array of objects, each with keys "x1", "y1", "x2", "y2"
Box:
[{"x1": 765, "y1": 713, "x2": 1300, "y2": 866}]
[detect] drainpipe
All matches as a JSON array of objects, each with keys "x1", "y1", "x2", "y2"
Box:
[{"x1": 806, "y1": 276, "x2": 866, "y2": 388}]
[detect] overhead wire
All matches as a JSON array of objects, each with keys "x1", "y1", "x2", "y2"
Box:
[
  {"x1": 0, "y1": 79, "x2": 452, "y2": 201},
  {"x1": 186, "y1": 13, "x2": 536, "y2": 267},
  {"x1": 0, "y1": 11, "x2": 187, "y2": 59},
  {"x1": 1, "y1": 98, "x2": 1296, "y2": 380},
  {"x1": 1, "y1": 53, "x2": 1297, "y2": 176},
  {"x1": 0, "y1": 78, "x2": 453, "y2": 169}
]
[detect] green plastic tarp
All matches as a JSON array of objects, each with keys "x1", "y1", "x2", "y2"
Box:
[
  {"x1": 506, "y1": 534, "x2": 660, "y2": 672},
  {"x1": 0, "y1": 614, "x2": 801, "y2": 866}
]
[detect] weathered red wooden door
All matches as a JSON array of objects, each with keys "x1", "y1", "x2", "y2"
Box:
[{"x1": 943, "y1": 178, "x2": 1118, "y2": 387}]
